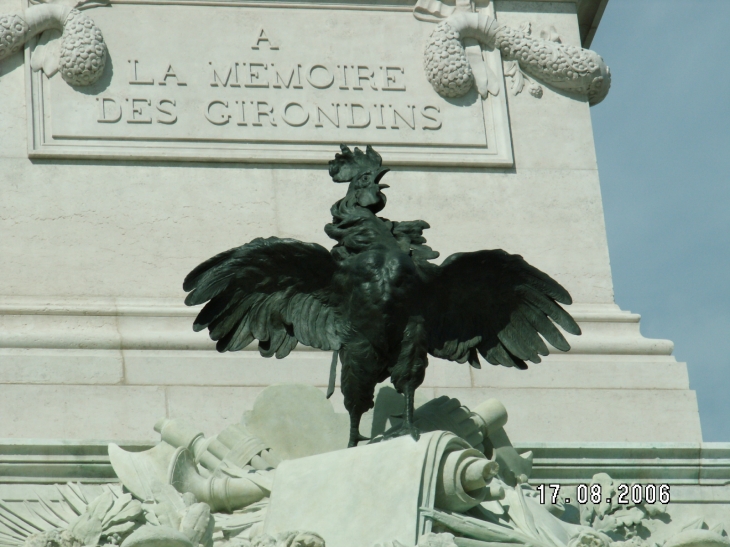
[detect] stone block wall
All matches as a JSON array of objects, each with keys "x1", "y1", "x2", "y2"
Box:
[{"x1": 0, "y1": 0, "x2": 702, "y2": 443}]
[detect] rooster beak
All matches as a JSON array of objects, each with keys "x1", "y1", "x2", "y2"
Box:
[{"x1": 375, "y1": 168, "x2": 390, "y2": 187}]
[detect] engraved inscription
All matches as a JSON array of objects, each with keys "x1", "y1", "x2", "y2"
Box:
[
  {"x1": 252, "y1": 27, "x2": 279, "y2": 50},
  {"x1": 32, "y1": 2, "x2": 513, "y2": 166},
  {"x1": 88, "y1": 25, "x2": 464, "y2": 139},
  {"x1": 99, "y1": 59, "x2": 440, "y2": 132}
]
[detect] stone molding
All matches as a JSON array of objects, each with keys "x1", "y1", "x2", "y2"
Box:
[
  {"x1": 1, "y1": 440, "x2": 728, "y2": 493},
  {"x1": 523, "y1": 443, "x2": 730, "y2": 489},
  {"x1": 0, "y1": 298, "x2": 673, "y2": 355},
  {"x1": 0, "y1": 441, "x2": 148, "y2": 484}
]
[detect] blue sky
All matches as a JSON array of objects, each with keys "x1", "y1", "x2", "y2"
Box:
[{"x1": 590, "y1": 1, "x2": 730, "y2": 441}]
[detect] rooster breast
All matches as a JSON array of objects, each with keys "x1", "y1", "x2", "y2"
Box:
[{"x1": 334, "y1": 247, "x2": 421, "y2": 351}]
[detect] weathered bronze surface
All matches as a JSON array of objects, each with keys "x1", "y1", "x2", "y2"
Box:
[{"x1": 184, "y1": 146, "x2": 581, "y2": 447}]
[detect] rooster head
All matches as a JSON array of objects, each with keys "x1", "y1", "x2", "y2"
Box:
[{"x1": 329, "y1": 145, "x2": 390, "y2": 212}]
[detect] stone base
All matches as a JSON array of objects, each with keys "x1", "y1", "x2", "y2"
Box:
[{"x1": 0, "y1": 386, "x2": 725, "y2": 547}]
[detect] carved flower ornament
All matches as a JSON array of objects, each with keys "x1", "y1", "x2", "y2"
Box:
[
  {"x1": 0, "y1": 0, "x2": 107, "y2": 86},
  {"x1": 566, "y1": 530, "x2": 612, "y2": 547},
  {"x1": 415, "y1": 0, "x2": 611, "y2": 105}
]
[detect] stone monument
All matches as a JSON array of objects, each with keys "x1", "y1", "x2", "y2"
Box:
[
  {"x1": 0, "y1": 0, "x2": 700, "y2": 444},
  {"x1": 2, "y1": 2, "x2": 728, "y2": 545}
]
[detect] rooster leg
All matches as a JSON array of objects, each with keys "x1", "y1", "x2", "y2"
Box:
[
  {"x1": 386, "y1": 316, "x2": 426, "y2": 442},
  {"x1": 383, "y1": 384, "x2": 420, "y2": 442},
  {"x1": 401, "y1": 384, "x2": 420, "y2": 442},
  {"x1": 348, "y1": 411, "x2": 370, "y2": 448},
  {"x1": 340, "y1": 337, "x2": 381, "y2": 448}
]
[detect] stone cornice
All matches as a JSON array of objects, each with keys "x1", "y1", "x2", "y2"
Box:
[
  {"x1": 577, "y1": 0, "x2": 609, "y2": 47},
  {"x1": 493, "y1": 0, "x2": 609, "y2": 47}
]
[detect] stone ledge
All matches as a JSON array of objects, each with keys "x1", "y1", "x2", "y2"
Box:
[
  {"x1": 0, "y1": 440, "x2": 150, "y2": 484},
  {"x1": 1, "y1": 440, "x2": 727, "y2": 492},
  {"x1": 0, "y1": 298, "x2": 635, "y2": 320},
  {"x1": 0, "y1": 299, "x2": 674, "y2": 355},
  {"x1": 0, "y1": 348, "x2": 688, "y2": 389},
  {"x1": 520, "y1": 442, "x2": 730, "y2": 486}
]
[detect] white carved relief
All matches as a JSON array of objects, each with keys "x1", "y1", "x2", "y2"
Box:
[
  {"x1": 0, "y1": 483, "x2": 146, "y2": 547},
  {"x1": 1, "y1": 388, "x2": 728, "y2": 547},
  {"x1": 415, "y1": 0, "x2": 611, "y2": 105},
  {"x1": 0, "y1": 0, "x2": 107, "y2": 86}
]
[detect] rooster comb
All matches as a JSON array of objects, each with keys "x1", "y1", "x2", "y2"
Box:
[{"x1": 328, "y1": 145, "x2": 384, "y2": 183}]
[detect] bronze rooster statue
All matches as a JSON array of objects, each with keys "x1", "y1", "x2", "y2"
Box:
[{"x1": 183, "y1": 145, "x2": 581, "y2": 448}]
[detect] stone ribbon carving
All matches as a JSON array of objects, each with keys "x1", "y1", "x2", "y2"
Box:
[
  {"x1": 0, "y1": 0, "x2": 107, "y2": 86},
  {"x1": 417, "y1": 0, "x2": 611, "y2": 105}
]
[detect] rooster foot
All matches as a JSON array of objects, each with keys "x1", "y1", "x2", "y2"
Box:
[
  {"x1": 348, "y1": 430, "x2": 370, "y2": 448},
  {"x1": 385, "y1": 421, "x2": 420, "y2": 443}
]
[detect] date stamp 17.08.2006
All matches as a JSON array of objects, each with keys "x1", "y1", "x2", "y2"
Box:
[{"x1": 536, "y1": 484, "x2": 670, "y2": 505}]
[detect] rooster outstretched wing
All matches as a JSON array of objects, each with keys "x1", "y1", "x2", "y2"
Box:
[
  {"x1": 183, "y1": 237, "x2": 342, "y2": 357},
  {"x1": 423, "y1": 250, "x2": 581, "y2": 369}
]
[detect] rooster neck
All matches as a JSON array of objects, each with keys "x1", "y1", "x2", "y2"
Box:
[
  {"x1": 326, "y1": 195, "x2": 402, "y2": 262},
  {"x1": 331, "y1": 182, "x2": 387, "y2": 219}
]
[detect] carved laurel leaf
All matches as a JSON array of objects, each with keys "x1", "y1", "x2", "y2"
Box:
[{"x1": 147, "y1": 482, "x2": 190, "y2": 532}]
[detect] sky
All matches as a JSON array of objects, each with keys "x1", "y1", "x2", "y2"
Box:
[{"x1": 590, "y1": 0, "x2": 730, "y2": 441}]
